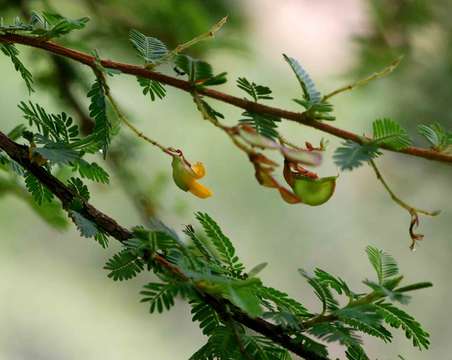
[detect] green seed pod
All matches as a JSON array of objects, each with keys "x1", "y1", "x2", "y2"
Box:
[
  {"x1": 292, "y1": 176, "x2": 337, "y2": 206},
  {"x1": 171, "y1": 155, "x2": 193, "y2": 191}
]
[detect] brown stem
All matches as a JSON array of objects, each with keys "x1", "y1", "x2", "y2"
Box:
[
  {"x1": 0, "y1": 33, "x2": 450, "y2": 165},
  {"x1": 0, "y1": 130, "x2": 327, "y2": 360}
]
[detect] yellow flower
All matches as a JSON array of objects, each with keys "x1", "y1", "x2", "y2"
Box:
[{"x1": 172, "y1": 154, "x2": 212, "y2": 199}]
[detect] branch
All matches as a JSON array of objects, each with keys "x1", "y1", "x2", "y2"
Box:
[
  {"x1": 0, "y1": 130, "x2": 327, "y2": 360},
  {"x1": 0, "y1": 33, "x2": 451, "y2": 165}
]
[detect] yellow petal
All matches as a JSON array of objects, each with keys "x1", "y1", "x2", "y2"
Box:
[
  {"x1": 192, "y1": 162, "x2": 206, "y2": 179},
  {"x1": 189, "y1": 181, "x2": 213, "y2": 199}
]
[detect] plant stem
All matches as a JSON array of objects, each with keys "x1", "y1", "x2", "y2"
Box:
[
  {"x1": 156, "y1": 16, "x2": 228, "y2": 65},
  {"x1": 105, "y1": 92, "x2": 174, "y2": 156},
  {"x1": 0, "y1": 33, "x2": 450, "y2": 164},
  {"x1": 369, "y1": 159, "x2": 439, "y2": 217},
  {"x1": 322, "y1": 57, "x2": 402, "y2": 101}
]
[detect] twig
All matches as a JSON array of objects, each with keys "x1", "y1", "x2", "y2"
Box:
[
  {"x1": 0, "y1": 33, "x2": 450, "y2": 164},
  {"x1": 369, "y1": 159, "x2": 440, "y2": 249},
  {"x1": 156, "y1": 16, "x2": 228, "y2": 65},
  {"x1": 105, "y1": 91, "x2": 175, "y2": 156},
  {"x1": 322, "y1": 57, "x2": 403, "y2": 101}
]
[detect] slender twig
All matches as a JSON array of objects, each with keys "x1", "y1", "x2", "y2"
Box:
[
  {"x1": 155, "y1": 16, "x2": 228, "y2": 65},
  {"x1": 0, "y1": 130, "x2": 327, "y2": 360},
  {"x1": 322, "y1": 57, "x2": 403, "y2": 101},
  {"x1": 369, "y1": 159, "x2": 439, "y2": 217},
  {"x1": 0, "y1": 33, "x2": 450, "y2": 164},
  {"x1": 369, "y1": 159, "x2": 440, "y2": 249},
  {"x1": 105, "y1": 91, "x2": 175, "y2": 155}
]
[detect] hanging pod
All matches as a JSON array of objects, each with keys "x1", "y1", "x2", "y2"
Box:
[
  {"x1": 283, "y1": 160, "x2": 337, "y2": 206},
  {"x1": 171, "y1": 153, "x2": 212, "y2": 199},
  {"x1": 292, "y1": 175, "x2": 337, "y2": 206}
]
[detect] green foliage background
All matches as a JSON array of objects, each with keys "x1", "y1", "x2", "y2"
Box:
[{"x1": 0, "y1": 1, "x2": 450, "y2": 359}]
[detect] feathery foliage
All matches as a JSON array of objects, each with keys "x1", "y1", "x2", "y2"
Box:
[
  {"x1": 75, "y1": 160, "x2": 110, "y2": 184},
  {"x1": 30, "y1": 12, "x2": 89, "y2": 39},
  {"x1": 366, "y1": 246, "x2": 399, "y2": 285},
  {"x1": 372, "y1": 118, "x2": 411, "y2": 150},
  {"x1": 239, "y1": 111, "x2": 281, "y2": 140},
  {"x1": 87, "y1": 78, "x2": 111, "y2": 155},
  {"x1": 190, "y1": 297, "x2": 222, "y2": 336},
  {"x1": 258, "y1": 286, "x2": 309, "y2": 315},
  {"x1": 137, "y1": 76, "x2": 166, "y2": 101},
  {"x1": 24, "y1": 172, "x2": 53, "y2": 205},
  {"x1": 174, "y1": 54, "x2": 227, "y2": 86},
  {"x1": 333, "y1": 141, "x2": 381, "y2": 171},
  {"x1": 70, "y1": 210, "x2": 98, "y2": 238},
  {"x1": 129, "y1": 29, "x2": 169, "y2": 64},
  {"x1": 300, "y1": 269, "x2": 339, "y2": 313},
  {"x1": 195, "y1": 212, "x2": 244, "y2": 274},
  {"x1": 140, "y1": 282, "x2": 179, "y2": 313},
  {"x1": 237, "y1": 77, "x2": 273, "y2": 102},
  {"x1": 19, "y1": 102, "x2": 80, "y2": 144},
  {"x1": 0, "y1": 44, "x2": 34, "y2": 93},
  {"x1": 68, "y1": 177, "x2": 90, "y2": 201},
  {"x1": 104, "y1": 249, "x2": 145, "y2": 281},
  {"x1": 235, "y1": 77, "x2": 280, "y2": 139},
  {"x1": 345, "y1": 345, "x2": 369, "y2": 360},
  {"x1": 417, "y1": 123, "x2": 452, "y2": 151},
  {"x1": 283, "y1": 54, "x2": 321, "y2": 104},
  {"x1": 375, "y1": 302, "x2": 430, "y2": 350}
]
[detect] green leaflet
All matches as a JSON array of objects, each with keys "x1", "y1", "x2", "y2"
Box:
[
  {"x1": 140, "y1": 282, "x2": 178, "y2": 313},
  {"x1": 417, "y1": 123, "x2": 452, "y2": 151},
  {"x1": 372, "y1": 118, "x2": 411, "y2": 150},
  {"x1": 75, "y1": 160, "x2": 110, "y2": 184},
  {"x1": 24, "y1": 172, "x2": 53, "y2": 205},
  {"x1": 129, "y1": 29, "x2": 169, "y2": 64},
  {"x1": 345, "y1": 345, "x2": 369, "y2": 360},
  {"x1": 34, "y1": 144, "x2": 80, "y2": 165},
  {"x1": 366, "y1": 246, "x2": 399, "y2": 285},
  {"x1": 19, "y1": 102, "x2": 80, "y2": 143},
  {"x1": 174, "y1": 54, "x2": 227, "y2": 85},
  {"x1": 0, "y1": 44, "x2": 34, "y2": 93},
  {"x1": 333, "y1": 141, "x2": 381, "y2": 171},
  {"x1": 136, "y1": 76, "x2": 166, "y2": 101},
  {"x1": 237, "y1": 77, "x2": 273, "y2": 102},
  {"x1": 190, "y1": 297, "x2": 222, "y2": 336},
  {"x1": 86, "y1": 78, "x2": 111, "y2": 156},
  {"x1": 335, "y1": 305, "x2": 392, "y2": 342},
  {"x1": 257, "y1": 286, "x2": 309, "y2": 315},
  {"x1": 283, "y1": 54, "x2": 321, "y2": 104},
  {"x1": 300, "y1": 269, "x2": 339, "y2": 313},
  {"x1": 239, "y1": 111, "x2": 281, "y2": 140},
  {"x1": 375, "y1": 302, "x2": 430, "y2": 350},
  {"x1": 70, "y1": 210, "x2": 98, "y2": 238},
  {"x1": 195, "y1": 212, "x2": 244, "y2": 274},
  {"x1": 104, "y1": 249, "x2": 144, "y2": 281},
  {"x1": 68, "y1": 177, "x2": 90, "y2": 201},
  {"x1": 30, "y1": 12, "x2": 89, "y2": 39}
]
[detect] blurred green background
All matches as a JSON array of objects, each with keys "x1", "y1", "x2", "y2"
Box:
[{"x1": 0, "y1": 1, "x2": 451, "y2": 359}]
